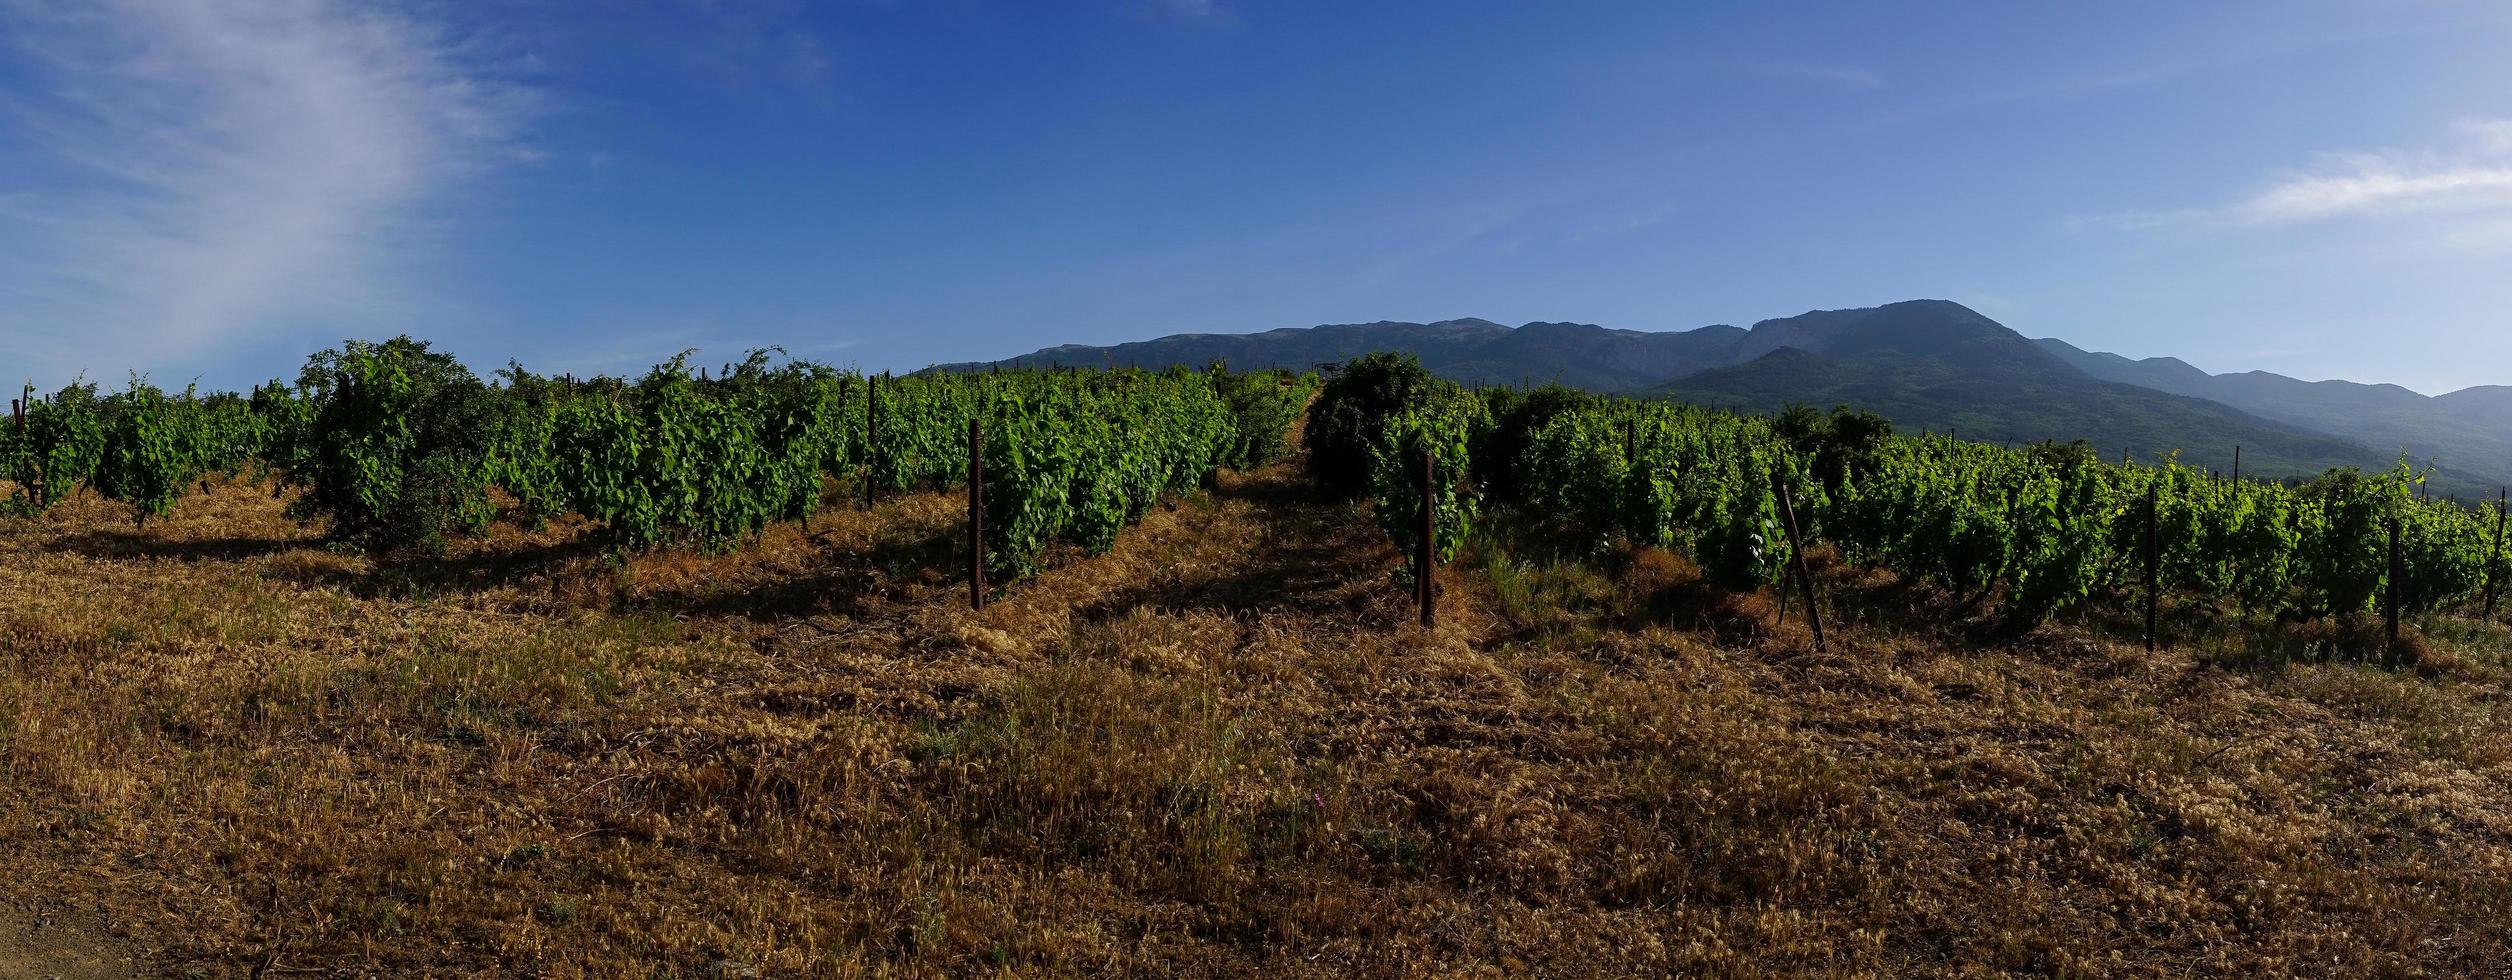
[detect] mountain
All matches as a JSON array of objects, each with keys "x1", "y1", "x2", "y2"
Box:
[
  {"x1": 1644, "y1": 301, "x2": 2500, "y2": 497},
  {"x1": 937, "y1": 318, "x2": 1751, "y2": 392},
  {"x1": 951, "y1": 300, "x2": 2507, "y2": 498},
  {"x1": 2438, "y1": 386, "x2": 2512, "y2": 432},
  {"x1": 2036, "y1": 339, "x2": 2512, "y2": 492}
]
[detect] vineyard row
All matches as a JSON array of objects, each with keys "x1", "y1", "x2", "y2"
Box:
[
  {"x1": 4, "y1": 338, "x2": 1316, "y2": 593},
  {"x1": 1312, "y1": 354, "x2": 2509, "y2": 657}
]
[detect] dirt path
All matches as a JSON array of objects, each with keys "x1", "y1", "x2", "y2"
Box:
[{"x1": 0, "y1": 904, "x2": 137, "y2": 979}]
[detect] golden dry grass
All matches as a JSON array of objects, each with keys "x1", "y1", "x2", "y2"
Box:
[{"x1": 5, "y1": 460, "x2": 2512, "y2": 976}]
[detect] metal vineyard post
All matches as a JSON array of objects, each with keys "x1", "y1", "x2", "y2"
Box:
[
  {"x1": 1418, "y1": 447, "x2": 1435, "y2": 628},
  {"x1": 2486, "y1": 487, "x2": 2507, "y2": 621},
  {"x1": 2386, "y1": 516, "x2": 2404, "y2": 668},
  {"x1": 968, "y1": 416, "x2": 984, "y2": 611},
  {"x1": 2144, "y1": 484, "x2": 2160, "y2": 653},
  {"x1": 863, "y1": 373, "x2": 880, "y2": 510}
]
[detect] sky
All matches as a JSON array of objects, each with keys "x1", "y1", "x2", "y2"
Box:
[{"x1": 3, "y1": 0, "x2": 2511, "y2": 395}]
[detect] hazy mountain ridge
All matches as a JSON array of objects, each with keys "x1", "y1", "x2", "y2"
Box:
[
  {"x1": 937, "y1": 317, "x2": 1753, "y2": 391},
  {"x1": 1646, "y1": 301, "x2": 2502, "y2": 498},
  {"x1": 948, "y1": 300, "x2": 2509, "y2": 498},
  {"x1": 2035, "y1": 338, "x2": 2512, "y2": 492}
]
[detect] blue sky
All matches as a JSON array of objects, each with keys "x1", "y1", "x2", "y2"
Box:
[{"x1": 4, "y1": 1, "x2": 2511, "y2": 394}]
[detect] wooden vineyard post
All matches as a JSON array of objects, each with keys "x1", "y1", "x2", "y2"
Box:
[
  {"x1": 2144, "y1": 484, "x2": 2160, "y2": 653},
  {"x1": 2232, "y1": 445, "x2": 2241, "y2": 484},
  {"x1": 1771, "y1": 468, "x2": 1827, "y2": 652},
  {"x1": 2386, "y1": 516, "x2": 2404, "y2": 669},
  {"x1": 1622, "y1": 418, "x2": 1635, "y2": 467},
  {"x1": 1418, "y1": 448, "x2": 1436, "y2": 629},
  {"x1": 19, "y1": 386, "x2": 39, "y2": 507},
  {"x1": 2486, "y1": 487, "x2": 2508, "y2": 621},
  {"x1": 863, "y1": 373, "x2": 880, "y2": 510},
  {"x1": 968, "y1": 417, "x2": 984, "y2": 611}
]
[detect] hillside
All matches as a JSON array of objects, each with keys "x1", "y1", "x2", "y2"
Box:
[
  {"x1": 2036, "y1": 339, "x2": 2512, "y2": 491},
  {"x1": 942, "y1": 318, "x2": 1751, "y2": 391},
  {"x1": 961, "y1": 300, "x2": 2508, "y2": 497},
  {"x1": 1650, "y1": 301, "x2": 2497, "y2": 496}
]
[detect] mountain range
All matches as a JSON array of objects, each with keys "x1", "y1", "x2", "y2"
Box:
[{"x1": 945, "y1": 300, "x2": 2511, "y2": 500}]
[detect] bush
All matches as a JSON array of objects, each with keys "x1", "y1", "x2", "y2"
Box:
[
  {"x1": 1211, "y1": 366, "x2": 1314, "y2": 470},
  {"x1": 1304, "y1": 352, "x2": 1459, "y2": 498},
  {"x1": 1471, "y1": 384, "x2": 1596, "y2": 506},
  {"x1": 290, "y1": 337, "x2": 501, "y2": 554}
]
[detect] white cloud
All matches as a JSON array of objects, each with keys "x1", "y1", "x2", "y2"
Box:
[
  {"x1": 0, "y1": 0, "x2": 534, "y2": 384},
  {"x1": 2231, "y1": 162, "x2": 2512, "y2": 224},
  {"x1": 2077, "y1": 118, "x2": 2512, "y2": 231}
]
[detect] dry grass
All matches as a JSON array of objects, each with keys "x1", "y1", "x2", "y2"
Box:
[{"x1": 6, "y1": 462, "x2": 2512, "y2": 976}]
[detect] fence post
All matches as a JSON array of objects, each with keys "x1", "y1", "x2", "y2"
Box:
[
  {"x1": 2486, "y1": 487, "x2": 2507, "y2": 621},
  {"x1": 1771, "y1": 468, "x2": 1826, "y2": 652},
  {"x1": 1418, "y1": 447, "x2": 1436, "y2": 629},
  {"x1": 969, "y1": 416, "x2": 984, "y2": 611},
  {"x1": 2386, "y1": 516, "x2": 2404, "y2": 668},
  {"x1": 863, "y1": 373, "x2": 880, "y2": 510},
  {"x1": 2144, "y1": 484, "x2": 2160, "y2": 653},
  {"x1": 2232, "y1": 445, "x2": 2241, "y2": 484}
]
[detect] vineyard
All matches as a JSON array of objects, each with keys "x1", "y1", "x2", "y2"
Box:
[
  {"x1": 5, "y1": 338, "x2": 1314, "y2": 598},
  {"x1": 1310, "y1": 353, "x2": 2512, "y2": 662},
  {"x1": 11, "y1": 344, "x2": 2512, "y2": 975},
  {"x1": 11, "y1": 344, "x2": 2508, "y2": 654}
]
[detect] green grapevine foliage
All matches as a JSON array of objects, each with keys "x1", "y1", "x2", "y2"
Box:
[{"x1": 1326, "y1": 373, "x2": 2512, "y2": 636}]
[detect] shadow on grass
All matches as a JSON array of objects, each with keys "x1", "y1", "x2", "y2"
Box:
[
  {"x1": 43, "y1": 530, "x2": 304, "y2": 563},
  {"x1": 631, "y1": 524, "x2": 966, "y2": 622},
  {"x1": 1072, "y1": 475, "x2": 1386, "y2": 623},
  {"x1": 223, "y1": 515, "x2": 969, "y2": 623}
]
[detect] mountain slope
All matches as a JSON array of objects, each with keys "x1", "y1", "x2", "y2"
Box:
[
  {"x1": 1642, "y1": 302, "x2": 2497, "y2": 493},
  {"x1": 2036, "y1": 338, "x2": 2512, "y2": 489},
  {"x1": 941, "y1": 318, "x2": 1751, "y2": 392},
  {"x1": 948, "y1": 300, "x2": 2505, "y2": 497}
]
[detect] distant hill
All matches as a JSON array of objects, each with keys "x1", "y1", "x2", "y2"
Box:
[
  {"x1": 951, "y1": 300, "x2": 2508, "y2": 498},
  {"x1": 938, "y1": 318, "x2": 1751, "y2": 392},
  {"x1": 1648, "y1": 301, "x2": 2492, "y2": 495},
  {"x1": 2035, "y1": 339, "x2": 2512, "y2": 494}
]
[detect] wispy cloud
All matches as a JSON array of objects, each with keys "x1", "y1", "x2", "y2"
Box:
[
  {"x1": 0, "y1": 0, "x2": 535, "y2": 384},
  {"x1": 2076, "y1": 119, "x2": 2512, "y2": 231},
  {"x1": 1149, "y1": 0, "x2": 1225, "y2": 20},
  {"x1": 1755, "y1": 61, "x2": 1883, "y2": 91},
  {"x1": 1561, "y1": 200, "x2": 1680, "y2": 244}
]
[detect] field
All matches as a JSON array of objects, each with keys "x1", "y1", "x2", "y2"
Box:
[{"x1": 8, "y1": 427, "x2": 2512, "y2": 977}]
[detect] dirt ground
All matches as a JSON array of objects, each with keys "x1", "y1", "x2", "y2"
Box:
[
  {"x1": 6, "y1": 454, "x2": 2512, "y2": 976},
  {"x1": 1, "y1": 902, "x2": 137, "y2": 979}
]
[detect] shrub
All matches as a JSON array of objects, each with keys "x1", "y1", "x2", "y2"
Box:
[
  {"x1": 1471, "y1": 384, "x2": 1596, "y2": 505},
  {"x1": 1211, "y1": 366, "x2": 1314, "y2": 470},
  {"x1": 289, "y1": 337, "x2": 501, "y2": 554},
  {"x1": 1304, "y1": 352, "x2": 1458, "y2": 498}
]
